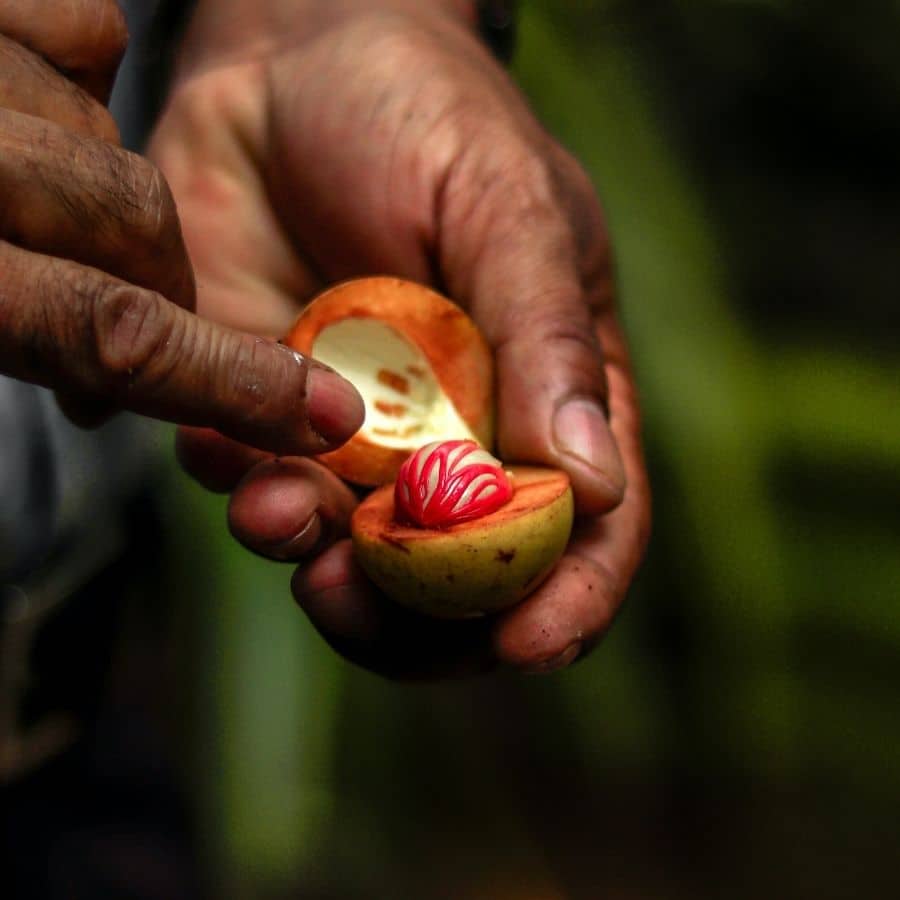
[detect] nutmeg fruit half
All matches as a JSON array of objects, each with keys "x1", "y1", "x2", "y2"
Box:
[
  {"x1": 284, "y1": 276, "x2": 493, "y2": 486},
  {"x1": 353, "y1": 459, "x2": 574, "y2": 619}
]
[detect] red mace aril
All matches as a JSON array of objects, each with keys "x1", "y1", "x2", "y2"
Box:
[{"x1": 395, "y1": 440, "x2": 513, "y2": 528}]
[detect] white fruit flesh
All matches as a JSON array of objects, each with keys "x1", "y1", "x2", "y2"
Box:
[{"x1": 312, "y1": 318, "x2": 478, "y2": 449}]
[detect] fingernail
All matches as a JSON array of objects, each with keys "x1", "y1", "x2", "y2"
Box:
[
  {"x1": 553, "y1": 397, "x2": 625, "y2": 495},
  {"x1": 524, "y1": 641, "x2": 582, "y2": 675},
  {"x1": 267, "y1": 514, "x2": 323, "y2": 561},
  {"x1": 306, "y1": 364, "x2": 365, "y2": 446}
]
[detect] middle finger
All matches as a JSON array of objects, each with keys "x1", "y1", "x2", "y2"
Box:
[{"x1": 228, "y1": 457, "x2": 359, "y2": 562}]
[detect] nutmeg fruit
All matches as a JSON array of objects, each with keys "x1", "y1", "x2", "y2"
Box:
[
  {"x1": 284, "y1": 276, "x2": 493, "y2": 487},
  {"x1": 285, "y1": 277, "x2": 573, "y2": 618}
]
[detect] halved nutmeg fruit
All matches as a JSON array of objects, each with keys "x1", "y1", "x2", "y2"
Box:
[
  {"x1": 285, "y1": 278, "x2": 574, "y2": 619},
  {"x1": 284, "y1": 277, "x2": 494, "y2": 487},
  {"x1": 353, "y1": 449, "x2": 573, "y2": 619}
]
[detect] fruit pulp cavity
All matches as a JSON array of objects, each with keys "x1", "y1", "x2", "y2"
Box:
[{"x1": 311, "y1": 318, "x2": 477, "y2": 449}]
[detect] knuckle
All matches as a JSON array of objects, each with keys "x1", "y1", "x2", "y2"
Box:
[
  {"x1": 103, "y1": 149, "x2": 180, "y2": 245},
  {"x1": 440, "y1": 133, "x2": 568, "y2": 273},
  {"x1": 221, "y1": 335, "x2": 284, "y2": 418},
  {"x1": 477, "y1": 140, "x2": 559, "y2": 217},
  {"x1": 341, "y1": 14, "x2": 440, "y2": 70},
  {"x1": 72, "y1": 88, "x2": 121, "y2": 143},
  {"x1": 458, "y1": 136, "x2": 565, "y2": 238},
  {"x1": 90, "y1": 281, "x2": 176, "y2": 385},
  {"x1": 522, "y1": 303, "x2": 599, "y2": 355},
  {"x1": 496, "y1": 300, "x2": 606, "y2": 393}
]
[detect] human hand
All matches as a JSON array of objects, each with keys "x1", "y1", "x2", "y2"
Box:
[
  {"x1": 0, "y1": 0, "x2": 363, "y2": 455},
  {"x1": 154, "y1": 0, "x2": 650, "y2": 677}
]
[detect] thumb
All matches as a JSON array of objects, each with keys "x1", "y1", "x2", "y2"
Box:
[
  {"x1": 0, "y1": 243, "x2": 365, "y2": 456},
  {"x1": 444, "y1": 176, "x2": 625, "y2": 513}
]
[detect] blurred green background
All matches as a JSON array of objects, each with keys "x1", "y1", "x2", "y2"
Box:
[{"x1": 161, "y1": 2, "x2": 900, "y2": 897}]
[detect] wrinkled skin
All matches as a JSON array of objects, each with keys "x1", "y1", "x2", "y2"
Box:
[
  {"x1": 0, "y1": 0, "x2": 363, "y2": 454},
  {"x1": 152, "y1": 5, "x2": 651, "y2": 678}
]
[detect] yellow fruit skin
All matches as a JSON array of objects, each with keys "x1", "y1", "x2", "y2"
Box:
[{"x1": 351, "y1": 468, "x2": 574, "y2": 619}]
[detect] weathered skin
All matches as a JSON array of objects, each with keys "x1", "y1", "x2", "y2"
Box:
[{"x1": 352, "y1": 466, "x2": 573, "y2": 619}]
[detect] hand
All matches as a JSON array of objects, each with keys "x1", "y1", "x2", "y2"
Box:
[
  {"x1": 153, "y1": 1, "x2": 651, "y2": 677},
  {"x1": 0, "y1": 1, "x2": 363, "y2": 455}
]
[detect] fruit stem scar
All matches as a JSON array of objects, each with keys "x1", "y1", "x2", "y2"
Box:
[{"x1": 377, "y1": 369, "x2": 410, "y2": 394}]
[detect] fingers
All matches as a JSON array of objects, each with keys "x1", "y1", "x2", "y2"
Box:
[
  {"x1": 0, "y1": 33, "x2": 120, "y2": 142},
  {"x1": 440, "y1": 142, "x2": 625, "y2": 515},
  {"x1": 0, "y1": 0, "x2": 128, "y2": 102},
  {"x1": 0, "y1": 109, "x2": 195, "y2": 312},
  {"x1": 0, "y1": 241, "x2": 365, "y2": 455},
  {"x1": 176, "y1": 427, "x2": 272, "y2": 493},
  {"x1": 292, "y1": 542, "x2": 496, "y2": 680},
  {"x1": 228, "y1": 457, "x2": 358, "y2": 560},
  {"x1": 0, "y1": 9, "x2": 131, "y2": 428}
]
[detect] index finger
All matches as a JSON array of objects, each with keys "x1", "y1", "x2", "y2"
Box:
[{"x1": 0, "y1": 241, "x2": 365, "y2": 455}]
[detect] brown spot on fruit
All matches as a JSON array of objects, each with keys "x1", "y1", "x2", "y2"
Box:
[
  {"x1": 406, "y1": 365, "x2": 426, "y2": 378},
  {"x1": 374, "y1": 400, "x2": 408, "y2": 417},
  {"x1": 495, "y1": 549, "x2": 516, "y2": 564},
  {"x1": 377, "y1": 369, "x2": 410, "y2": 394}
]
